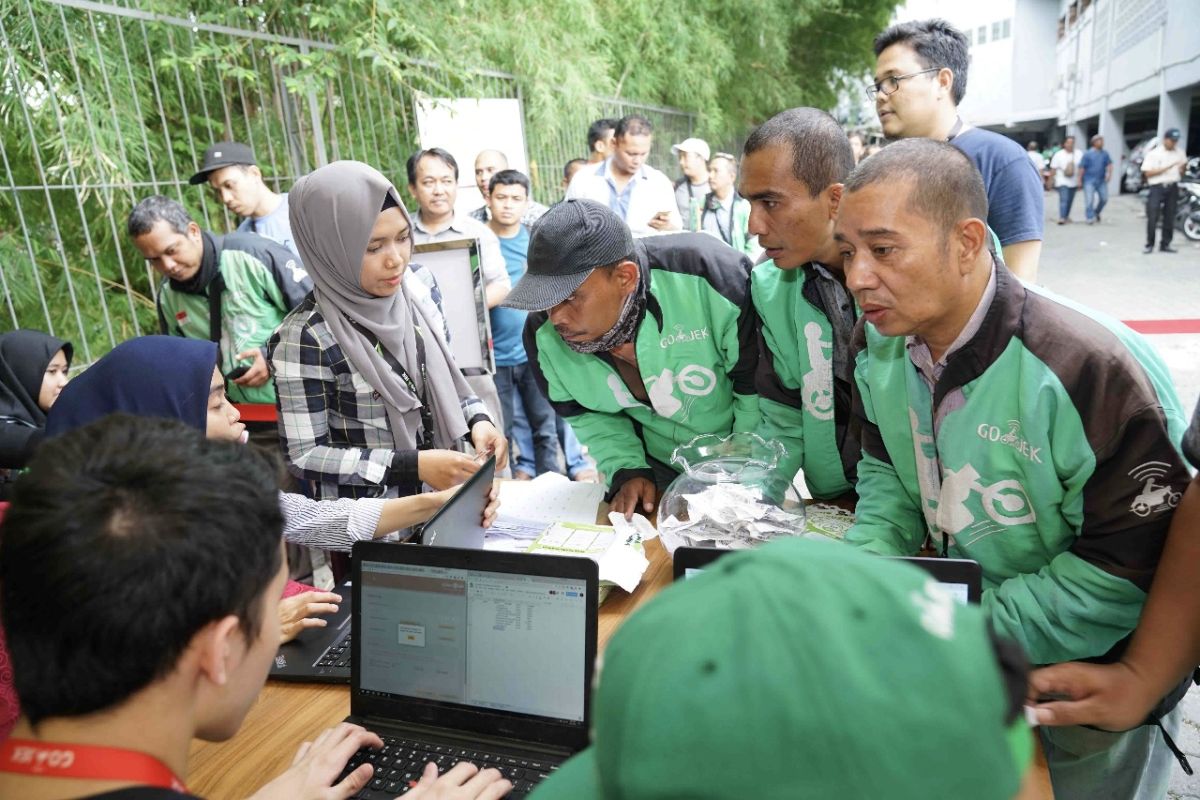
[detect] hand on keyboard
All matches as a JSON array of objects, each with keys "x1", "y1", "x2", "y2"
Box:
[
  {"x1": 247, "y1": 722, "x2": 384, "y2": 800},
  {"x1": 403, "y1": 761, "x2": 512, "y2": 799}
]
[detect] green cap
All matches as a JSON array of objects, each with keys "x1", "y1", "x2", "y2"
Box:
[{"x1": 531, "y1": 537, "x2": 1032, "y2": 800}]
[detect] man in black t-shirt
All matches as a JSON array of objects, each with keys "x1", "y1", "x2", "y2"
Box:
[{"x1": 869, "y1": 19, "x2": 1044, "y2": 282}]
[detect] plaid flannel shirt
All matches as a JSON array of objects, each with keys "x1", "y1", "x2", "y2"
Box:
[{"x1": 269, "y1": 293, "x2": 489, "y2": 500}]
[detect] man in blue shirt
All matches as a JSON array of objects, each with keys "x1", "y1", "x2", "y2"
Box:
[
  {"x1": 191, "y1": 141, "x2": 298, "y2": 257},
  {"x1": 870, "y1": 20, "x2": 1044, "y2": 281},
  {"x1": 486, "y1": 169, "x2": 560, "y2": 475},
  {"x1": 1079, "y1": 135, "x2": 1114, "y2": 224}
]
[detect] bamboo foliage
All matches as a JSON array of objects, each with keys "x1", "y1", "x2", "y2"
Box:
[{"x1": 1, "y1": 0, "x2": 896, "y2": 358}]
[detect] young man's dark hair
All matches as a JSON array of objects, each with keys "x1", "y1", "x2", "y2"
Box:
[
  {"x1": 488, "y1": 168, "x2": 531, "y2": 196},
  {"x1": 127, "y1": 194, "x2": 194, "y2": 238},
  {"x1": 873, "y1": 18, "x2": 970, "y2": 105},
  {"x1": 614, "y1": 114, "x2": 653, "y2": 139},
  {"x1": 845, "y1": 137, "x2": 989, "y2": 242},
  {"x1": 406, "y1": 147, "x2": 459, "y2": 185},
  {"x1": 1, "y1": 414, "x2": 284, "y2": 724},
  {"x1": 743, "y1": 107, "x2": 856, "y2": 198},
  {"x1": 587, "y1": 118, "x2": 617, "y2": 152},
  {"x1": 564, "y1": 158, "x2": 588, "y2": 181}
]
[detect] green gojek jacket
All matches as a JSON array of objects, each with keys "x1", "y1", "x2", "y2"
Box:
[
  {"x1": 846, "y1": 263, "x2": 1190, "y2": 666},
  {"x1": 752, "y1": 260, "x2": 857, "y2": 500},
  {"x1": 156, "y1": 231, "x2": 311, "y2": 404},
  {"x1": 526, "y1": 233, "x2": 760, "y2": 497}
]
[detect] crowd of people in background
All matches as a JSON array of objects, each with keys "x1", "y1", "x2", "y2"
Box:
[{"x1": 1, "y1": 14, "x2": 1199, "y2": 800}]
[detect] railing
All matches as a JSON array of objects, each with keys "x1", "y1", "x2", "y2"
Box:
[{"x1": 0, "y1": 0, "x2": 696, "y2": 360}]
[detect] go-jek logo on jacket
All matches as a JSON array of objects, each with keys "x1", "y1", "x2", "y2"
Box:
[
  {"x1": 938, "y1": 463, "x2": 1037, "y2": 548},
  {"x1": 660, "y1": 324, "x2": 710, "y2": 348},
  {"x1": 976, "y1": 419, "x2": 1043, "y2": 464},
  {"x1": 608, "y1": 365, "x2": 717, "y2": 419}
]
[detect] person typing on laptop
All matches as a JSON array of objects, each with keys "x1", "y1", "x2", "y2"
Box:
[{"x1": 0, "y1": 415, "x2": 511, "y2": 800}]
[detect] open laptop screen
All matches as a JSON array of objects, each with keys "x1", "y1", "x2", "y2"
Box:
[{"x1": 357, "y1": 559, "x2": 588, "y2": 724}]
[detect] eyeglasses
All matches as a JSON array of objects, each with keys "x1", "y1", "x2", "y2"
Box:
[{"x1": 864, "y1": 67, "x2": 943, "y2": 100}]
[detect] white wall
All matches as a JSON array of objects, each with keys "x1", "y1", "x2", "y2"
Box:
[{"x1": 892, "y1": 0, "x2": 1029, "y2": 127}]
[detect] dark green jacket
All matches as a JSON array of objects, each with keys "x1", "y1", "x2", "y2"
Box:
[
  {"x1": 157, "y1": 231, "x2": 310, "y2": 403},
  {"x1": 527, "y1": 233, "x2": 760, "y2": 496}
]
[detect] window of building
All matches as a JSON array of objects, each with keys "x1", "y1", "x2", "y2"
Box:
[
  {"x1": 992, "y1": 21, "x2": 1002, "y2": 40},
  {"x1": 1000, "y1": 19, "x2": 1011, "y2": 39},
  {"x1": 1057, "y1": 16, "x2": 1065, "y2": 40},
  {"x1": 965, "y1": 28, "x2": 973, "y2": 46},
  {"x1": 978, "y1": 25, "x2": 987, "y2": 44}
]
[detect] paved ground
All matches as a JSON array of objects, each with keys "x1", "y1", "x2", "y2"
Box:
[{"x1": 1035, "y1": 191, "x2": 1200, "y2": 798}]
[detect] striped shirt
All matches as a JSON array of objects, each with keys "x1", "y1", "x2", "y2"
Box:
[{"x1": 279, "y1": 490, "x2": 391, "y2": 550}]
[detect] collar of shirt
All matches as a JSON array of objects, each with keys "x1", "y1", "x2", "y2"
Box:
[
  {"x1": 906, "y1": 260, "x2": 997, "y2": 386},
  {"x1": 413, "y1": 211, "x2": 466, "y2": 237},
  {"x1": 598, "y1": 158, "x2": 649, "y2": 184},
  {"x1": 709, "y1": 192, "x2": 735, "y2": 212}
]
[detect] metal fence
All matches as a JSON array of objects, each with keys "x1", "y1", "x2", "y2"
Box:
[{"x1": 0, "y1": 0, "x2": 696, "y2": 360}]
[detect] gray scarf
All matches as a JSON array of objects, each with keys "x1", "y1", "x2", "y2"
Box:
[
  {"x1": 563, "y1": 274, "x2": 646, "y2": 354},
  {"x1": 289, "y1": 160, "x2": 471, "y2": 451}
]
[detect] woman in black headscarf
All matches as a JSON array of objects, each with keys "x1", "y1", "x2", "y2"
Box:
[{"x1": 0, "y1": 330, "x2": 72, "y2": 494}]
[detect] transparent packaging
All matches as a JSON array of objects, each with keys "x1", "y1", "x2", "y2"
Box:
[{"x1": 657, "y1": 432, "x2": 808, "y2": 554}]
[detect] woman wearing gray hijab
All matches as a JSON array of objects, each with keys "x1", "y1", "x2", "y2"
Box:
[{"x1": 269, "y1": 161, "x2": 508, "y2": 502}]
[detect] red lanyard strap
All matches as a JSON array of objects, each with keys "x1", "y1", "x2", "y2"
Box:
[{"x1": 0, "y1": 739, "x2": 188, "y2": 793}]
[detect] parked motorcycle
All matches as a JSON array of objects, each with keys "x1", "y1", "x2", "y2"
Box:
[{"x1": 1175, "y1": 180, "x2": 1200, "y2": 242}]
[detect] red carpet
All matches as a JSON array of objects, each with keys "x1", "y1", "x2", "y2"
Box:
[{"x1": 1122, "y1": 319, "x2": 1200, "y2": 335}]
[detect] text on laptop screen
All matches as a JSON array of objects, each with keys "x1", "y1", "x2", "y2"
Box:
[{"x1": 358, "y1": 561, "x2": 588, "y2": 723}]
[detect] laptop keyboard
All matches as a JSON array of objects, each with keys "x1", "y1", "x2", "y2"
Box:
[
  {"x1": 341, "y1": 734, "x2": 560, "y2": 799},
  {"x1": 315, "y1": 632, "x2": 351, "y2": 669}
]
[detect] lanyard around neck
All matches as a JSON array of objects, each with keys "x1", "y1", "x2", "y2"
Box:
[
  {"x1": 0, "y1": 738, "x2": 188, "y2": 793},
  {"x1": 706, "y1": 194, "x2": 735, "y2": 245}
]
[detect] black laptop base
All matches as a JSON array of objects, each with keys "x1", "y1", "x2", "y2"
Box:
[
  {"x1": 270, "y1": 580, "x2": 353, "y2": 684},
  {"x1": 338, "y1": 717, "x2": 566, "y2": 799}
]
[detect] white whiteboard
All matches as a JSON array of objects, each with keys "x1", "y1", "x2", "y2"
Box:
[{"x1": 415, "y1": 95, "x2": 528, "y2": 218}]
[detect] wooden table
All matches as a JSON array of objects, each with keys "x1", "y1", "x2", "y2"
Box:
[{"x1": 188, "y1": 537, "x2": 1052, "y2": 799}]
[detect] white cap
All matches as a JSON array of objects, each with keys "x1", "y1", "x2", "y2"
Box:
[{"x1": 671, "y1": 137, "x2": 711, "y2": 161}]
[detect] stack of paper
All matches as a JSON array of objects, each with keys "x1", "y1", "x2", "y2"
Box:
[
  {"x1": 525, "y1": 520, "x2": 650, "y2": 594},
  {"x1": 483, "y1": 472, "x2": 606, "y2": 552}
]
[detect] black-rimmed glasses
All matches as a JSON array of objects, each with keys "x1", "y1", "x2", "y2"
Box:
[{"x1": 864, "y1": 67, "x2": 942, "y2": 100}]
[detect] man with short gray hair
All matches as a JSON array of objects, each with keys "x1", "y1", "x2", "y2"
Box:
[
  {"x1": 127, "y1": 195, "x2": 310, "y2": 403},
  {"x1": 839, "y1": 137, "x2": 1189, "y2": 799}
]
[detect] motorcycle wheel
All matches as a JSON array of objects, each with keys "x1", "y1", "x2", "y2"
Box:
[{"x1": 1184, "y1": 211, "x2": 1200, "y2": 242}]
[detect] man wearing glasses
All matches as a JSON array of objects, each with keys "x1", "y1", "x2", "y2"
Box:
[{"x1": 869, "y1": 20, "x2": 1044, "y2": 282}]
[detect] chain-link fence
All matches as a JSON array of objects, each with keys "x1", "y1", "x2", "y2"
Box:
[{"x1": 1, "y1": 0, "x2": 695, "y2": 360}]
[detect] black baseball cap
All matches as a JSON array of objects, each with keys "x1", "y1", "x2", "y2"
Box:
[
  {"x1": 1164, "y1": 128, "x2": 1182, "y2": 141},
  {"x1": 502, "y1": 199, "x2": 635, "y2": 312},
  {"x1": 189, "y1": 141, "x2": 257, "y2": 185}
]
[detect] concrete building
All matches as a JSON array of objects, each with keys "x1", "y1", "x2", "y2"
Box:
[{"x1": 891, "y1": 0, "x2": 1198, "y2": 194}]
